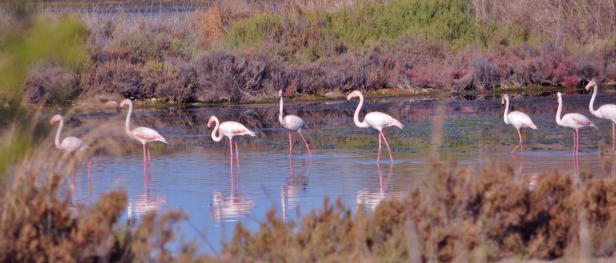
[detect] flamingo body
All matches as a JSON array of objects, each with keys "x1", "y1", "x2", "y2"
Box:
[
  {"x1": 559, "y1": 113, "x2": 595, "y2": 130},
  {"x1": 593, "y1": 104, "x2": 616, "y2": 120},
  {"x1": 363, "y1": 112, "x2": 404, "y2": 131},
  {"x1": 586, "y1": 80, "x2": 616, "y2": 151},
  {"x1": 120, "y1": 99, "x2": 167, "y2": 170},
  {"x1": 208, "y1": 116, "x2": 255, "y2": 164},
  {"x1": 347, "y1": 90, "x2": 403, "y2": 162},
  {"x1": 556, "y1": 92, "x2": 595, "y2": 153},
  {"x1": 50, "y1": 114, "x2": 86, "y2": 152},
  {"x1": 281, "y1": 115, "x2": 307, "y2": 131},
  {"x1": 506, "y1": 111, "x2": 537, "y2": 130},
  {"x1": 129, "y1": 127, "x2": 167, "y2": 144},
  {"x1": 279, "y1": 89, "x2": 312, "y2": 157},
  {"x1": 218, "y1": 121, "x2": 256, "y2": 139},
  {"x1": 502, "y1": 94, "x2": 537, "y2": 153},
  {"x1": 58, "y1": 136, "x2": 85, "y2": 152}
]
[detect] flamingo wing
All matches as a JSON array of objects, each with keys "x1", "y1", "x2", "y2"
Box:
[
  {"x1": 365, "y1": 112, "x2": 404, "y2": 130},
  {"x1": 131, "y1": 127, "x2": 167, "y2": 143},
  {"x1": 507, "y1": 111, "x2": 537, "y2": 129},
  {"x1": 60, "y1": 136, "x2": 84, "y2": 152},
  {"x1": 563, "y1": 113, "x2": 594, "y2": 127},
  {"x1": 283, "y1": 115, "x2": 306, "y2": 131},
  {"x1": 220, "y1": 121, "x2": 256, "y2": 137}
]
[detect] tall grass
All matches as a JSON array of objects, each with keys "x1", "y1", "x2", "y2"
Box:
[{"x1": 223, "y1": 0, "x2": 475, "y2": 58}]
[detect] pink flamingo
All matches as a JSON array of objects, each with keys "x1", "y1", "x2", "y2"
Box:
[
  {"x1": 347, "y1": 90, "x2": 404, "y2": 162},
  {"x1": 120, "y1": 99, "x2": 167, "y2": 164},
  {"x1": 279, "y1": 89, "x2": 312, "y2": 157},
  {"x1": 50, "y1": 114, "x2": 87, "y2": 152},
  {"x1": 502, "y1": 94, "x2": 537, "y2": 153},
  {"x1": 207, "y1": 116, "x2": 256, "y2": 162},
  {"x1": 586, "y1": 80, "x2": 616, "y2": 151},
  {"x1": 50, "y1": 114, "x2": 91, "y2": 195},
  {"x1": 556, "y1": 92, "x2": 595, "y2": 153}
]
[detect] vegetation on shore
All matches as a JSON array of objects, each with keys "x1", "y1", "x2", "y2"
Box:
[{"x1": 18, "y1": 0, "x2": 616, "y2": 105}]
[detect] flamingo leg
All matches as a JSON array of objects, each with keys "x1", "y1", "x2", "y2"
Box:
[
  {"x1": 609, "y1": 122, "x2": 616, "y2": 152},
  {"x1": 228, "y1": 138, "x2": 233, "y2": 164},
  {"x1": 69, "y1": 172, "x2": 76, "y2": 199},
  {"x1": 298, "y1": 131, "x2": 312, "y2": 158},
  {"x1": 576, "y1": 129, "x2": 580, "y2": 153},
  {"x1": 517, "y1": 128, "x2": 524, "y2": 152},
  {"x1": 146, "y1": 145, "x2": 152, "y2": 162},
  {"x1": 87, "y1": 159, "x2": 93, "y2": 199},
  {"x1": 235, "y1": 140, "x2": 240, "y2": 172},
  {"x1": 288, "y1": 131, "x2": 293, "y2": 157},
  {"x1": 377, "y1": 132, "x2": 382, "y2": 162},
  {"x1": 572, "y1": 131, "x2": 576, "y2": 153},
  {"x1": 380, "y1": 131, "x2": 394, "y2": 163},
  {"x1": 142, "y1": 143, "x2": 148, "y2": 191},
  {"x1": 510, "y1": 129, "x2": 521, "y2": 154}
]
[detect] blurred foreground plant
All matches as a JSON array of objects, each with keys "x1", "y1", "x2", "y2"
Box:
[{"x1": 0, "y1": 5, "x2": 88, "y2": 178}]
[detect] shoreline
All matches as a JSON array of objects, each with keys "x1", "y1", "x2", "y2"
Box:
[{"x1": 64, "y1": 84, "x2": 605, "y2": 110}]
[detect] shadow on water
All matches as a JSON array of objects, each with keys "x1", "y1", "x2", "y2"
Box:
[{"x1": 64, "y1": 92, "x2": 616, "y2": 252}]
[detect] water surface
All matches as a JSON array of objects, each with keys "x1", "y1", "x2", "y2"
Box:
[{"x1": 66, "y1": 92, "x2": 616, "y2": 252}]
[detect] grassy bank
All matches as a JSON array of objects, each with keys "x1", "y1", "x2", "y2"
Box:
[{"x1": 16, "y1": 0, "x2": 616, "y2": 105}]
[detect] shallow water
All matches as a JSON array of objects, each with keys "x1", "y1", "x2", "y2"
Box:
[{"x1": 67, "y1": 91, "x2": 616, "y2": 252}]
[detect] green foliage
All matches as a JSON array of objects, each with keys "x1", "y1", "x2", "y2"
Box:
[
  {"x1": 224, "y1": 13, "x2": 282, "y2": 49},
  {"x1": 326, "y1": 0, "x2": 475, "y2": 50},
  {"x1": 0, "y1": 16, "x2": 88, "y2": 101},
  {"x1": 0, "y1": 14, "x2": 88, "y2": 178},
  {"x1": 223, "y1": 0, "x2": 475, "y2": 59}
]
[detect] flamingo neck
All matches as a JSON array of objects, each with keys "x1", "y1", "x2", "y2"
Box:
[
  {"x1": 54, "y1": 116, "x2": 63, "y2": 149},
  {"x1": 503, "y1": 97, "x2": 510, "y2": 124},
  {"x1": 279, "y1": 96, "x2": 285, "y2": 125},
  {"x1": 353, "y1": 93, "x2": 369, "y2": 128},
  {"x1": 556, "y1": 97, "x2": 563, "y2": 125},
  {"x1": 210, "y1": 117, "x2": 223, "y2": 142},
  {"x1": 589, "y1": 84, "x2": 600, "y2": 117},
  {"x1": 125, "y1": 101, "x2": 133, "y2": 136}
]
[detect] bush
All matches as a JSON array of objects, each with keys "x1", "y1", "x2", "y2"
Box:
[{"x1": 25, "y1": 63, "x2": 81, "y2": 105}]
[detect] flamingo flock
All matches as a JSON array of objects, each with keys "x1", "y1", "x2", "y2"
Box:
[{"x1": 52, "y1": 82, "x2": 616, "y2": 185}]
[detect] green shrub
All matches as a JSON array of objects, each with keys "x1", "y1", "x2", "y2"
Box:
[
  {"x1": 326, "y1": 0, "x2": 475, "y2": 50},
  {"x1": 224, "y1": 13, "x2": 282, "y2": 49}
]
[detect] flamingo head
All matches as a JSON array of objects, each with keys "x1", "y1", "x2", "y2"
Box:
[
  {"x1": 584, "y1": 80, "x2": 596, "y2": 91},
  {"x1": 49, "y1": 114, "x2": 62, "y2": 124},
  {"x1": 501, "y1": 94, "x2": 508, "y2": 105},
  {"x1": 207, "y1": 116, "x2": 216, "y2": 128},
  {"x1": 120, "y1": 99, "x2": 131, "y2": 108},
  {"x1": 279, "y1": 89, "x2": 284, "y2": 97},
  {"x1": 346, "y1": 90, "x2": 362, "y2": 101},
  {"x1": 556, "y1": 92, "x2": 562, "y2": 102}
]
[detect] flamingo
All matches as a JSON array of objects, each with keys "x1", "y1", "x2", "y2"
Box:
[
  {"x1": 120, "y1": 99, "x2": 167, "y2": 164},
  {"x1": 347, "y1": 90, "x2": 404, "y2": 162},
  {"x1": 555, "y1": 92, "x2": 595, "y2": 153},
  {"x1": 50, "y1": 114, "x2": 86, "y2": 152},
  {"x1": 279, "y1": 89, "x2": 312, "y2": 157},
  {"x1": 207, "y1": 116, "x2": 256, "y2": 162},
  {"x1": 586, "y1": 80, "x2": 616, "y2": 151},
  {"x1": 501, "y1": 94, "x2": 537, "y2": 153},
  {"x1": 50, "y1": 114, "x2": 91, "y2": 195}
]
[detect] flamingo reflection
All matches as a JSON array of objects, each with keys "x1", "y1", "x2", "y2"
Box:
[
  {"x1": 211, "y1": 157, "x2": 254, "y2": 222},
  {"x1": 281, "y1": 158, "x2": 311, "y2": 223},
  {"x1": 127, "y1": 161, "x2": 166, "y2": 221},
  {"x1": 356, "y1": 163, "x2": 393, "y2": 211}
]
